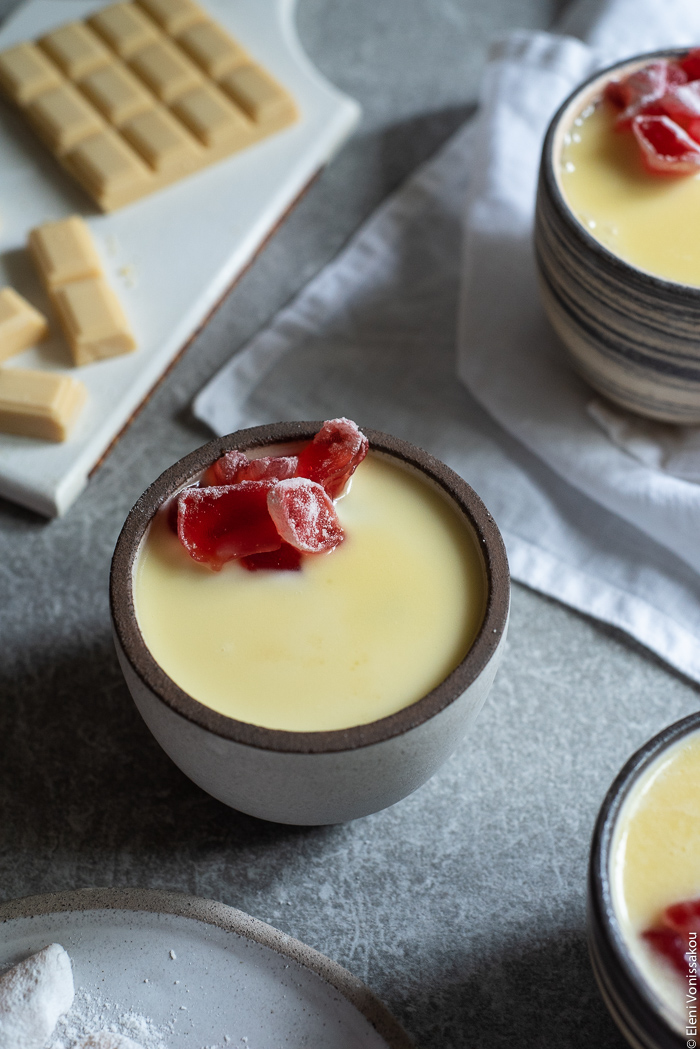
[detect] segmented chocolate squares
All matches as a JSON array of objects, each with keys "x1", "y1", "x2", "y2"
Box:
[{"x1": 0, "y1": 0, "x2": 298, "y2": 211}]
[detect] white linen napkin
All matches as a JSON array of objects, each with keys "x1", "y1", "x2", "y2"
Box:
[
  {"x1": 194, "y1": 0, "x2": 700, "y2": 684},
  {"x1": 458, "y1": 1, "x2": 700, "y2": 582}
]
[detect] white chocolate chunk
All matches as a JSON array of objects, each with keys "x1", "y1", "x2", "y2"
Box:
[
  {"x1": 79, "y1": 1034, "x2": 145, "y2": 1049},
  {"x1": 65, "y1": 129, "x2": 151, "y2": 207},
  {"x1": 0, "y1": 287, "x2": 48, "y2": 362},
  {"x1": 122, "y1": 105, "x2": 200, "y2": 172},
  {"x1": 0, "y1": 42, "x2": 61, "y2": 105},
  {"x1": 39, "y1": 22, "x2": 111, "y2": 79},
  {"x1": 171, "y1": 84, "x2": 251, "y2": 149},
  {"x1": 220, "y1": 64, "x2": 295, "y2": 126},
  {"x1": 0, "y1": 943, "x2": 74, "y2": 1047},
  {"x1": 0, "y1": 367, "x2": 87, "y2": 440},
  {"x1": 129, "y1": 39, "x2": 201, "y2": 103},
  {"x1": 29, "y1": 215, "x2": 102, "y2": 290},
  {"x1": 27, "y1": 83, "x2": 104, "y2": 154},
  {"x1": 52, "y1": 277, "x2": 136, "y2": 365},
  {"x1": 177, "y1": 20, "x2": 248, "y2": 78},
  {"x1": 137, "y1": 0, "x2": 206, "y2": 35},
  {"x1": 88, "y1": 4, "x2": 160, "y2": 59},
  {"x1": 80, "y1": 62, "x2": 154, "y2": 127}
]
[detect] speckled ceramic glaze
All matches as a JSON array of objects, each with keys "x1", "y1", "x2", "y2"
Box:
[
  {"x1": 535, "y1": 49, "x2": 700, "y2": 424},
  {"x1": 0, "y1": 887, "x2": 414, "y2": 1048},
  {"x1": 110, "y1": 422, "x2": 510, "y2": 825},
  {"x1": 588, "y1": 712, "x2": 700, "y2": 1049}
]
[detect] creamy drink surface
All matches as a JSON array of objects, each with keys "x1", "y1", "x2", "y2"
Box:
[
  {"x1": 133, "y1": 453, "x2": 486, "y2": 732},
  {"x1": 611, "y1": 729, "x2": 700, "y2": 1029},
  {"x1": 559, "y1": 100, "x2": 700, "y2": 286}
]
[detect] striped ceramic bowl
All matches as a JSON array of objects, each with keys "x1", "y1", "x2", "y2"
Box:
[
  {"x1": 535, "y1": 49, "x2": 700, "y2": 424},
  {"x1": 588, "y1": 712, "x2": 700, "y2": 1049}
]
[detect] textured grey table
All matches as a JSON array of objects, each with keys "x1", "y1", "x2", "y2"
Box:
[{"x1": 0, "y1": 2, "x2": 697, "y2": 1047}]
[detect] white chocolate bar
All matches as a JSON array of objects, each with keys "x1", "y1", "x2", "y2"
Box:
[
  {"x1": 0, "y1": 287, "x2": 49, "y2": 361},
  {"x1": 0, "y1": 367, "x2": 87, "y2": 440},
  {"x1": 0, "y1": 2, "x2": 298, "y2": 211}
]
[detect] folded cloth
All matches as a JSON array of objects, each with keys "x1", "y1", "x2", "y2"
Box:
[
  {"x1": 587, "y1": 399, "x2": 700, "y2": 484},
  {"x1": 194, "y1": 0, "x2": 700, "y2": 684}
]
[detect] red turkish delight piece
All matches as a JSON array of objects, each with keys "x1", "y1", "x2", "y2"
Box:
[
  {"x1": 663, "y1": 898, "x2": 700, "y2": 936},
  {"x1": 632, "y1": 114, "x2": 700, "y2": 173},
  {"x1": 642, "y1": 927, "x2": 692, "y2": 978},
  {"x1": 680, "y1": 48, "x2": 700, "y2": 82},
  {"x1": 296, "y1": 418, "x2": 368, "y2": 499},
  {"x1": 608, "y1": 61, "x2": 688, "y2": 130},
  {"x1": 650, "y1": 81, "x2": 700, "y2": 131},
  {"x1": 604, "y1": 78, "x2": 627, "y2": 110},
  {"x1": 204, "y1": 450, "x2": 249, "y2": 487},
  {"x1": 267, "y1": 478, "x2": 344, "y2": 553},
  {"x1": 240, "y1": 542, "x2": 303, "y2": 571},
  {"x1": 666, "y1": 63, "x2": 688, "y2": 88},
  {"x1": 642, "y1": 897, "x2": 700, "y2": 979},
  {"x1": 235, "y1": 455, "x2": 299, "y2": 482},
  {"x1": 177, "y1": 481, "x2": 281, "y2": 570},
  {"x1": 205, "y1": 451, "x2": 298, "y2": 486},
  {"x1": 165, "y1": 494, "x2": 180, "y2": 534},
  {"x1": 612, "y1": 61, "x2": 687, "y2": 129}
]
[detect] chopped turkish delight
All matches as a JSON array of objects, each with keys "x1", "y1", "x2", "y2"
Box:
[
  {"x1": 680, "y1": 48, "x2": 700, "y2": 82},
  {"x1": 632, "y1": 114, "x2": 700, "y2": 174},
  {"x1": 643, "y1": 896, "x2": 700, "y2": 978},
  {"x1": 651, "y1": 81, "x2": 700, "y2": 130},
  {"x1": 604, "y1": 51, "x2": 700, "y2": 173},
  {"x1": 608, "y1": 61, "x2": 685, "y2": 129},
  {"x1": 267, "y1": 478, "x2": 344, "y2": 553},
  {"x1": 174, "y1": 419, "x2": 366, "y2": 571},
  {"x1": 207, "y1": 451, "x2": 298, "y2": 485},
  {"x1": 234, "y1": 455, "x2": 299, "y2": 482},
  {"x1": 296, "y1": 417, "x2": 368, "y2": 498},
  {"x1": 642, "y1": 926, "x2": 691, "y2": 977},
  {"x1": 205, "y1": 449, "x2": 248, "y2": 486},
  {"x1": 177, "y1": 481, "x2": 281, "y2": 570}
]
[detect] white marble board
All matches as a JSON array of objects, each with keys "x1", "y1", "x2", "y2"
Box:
[{"x1": 0, "y1": 0, "x2": 360, "y2": 516}]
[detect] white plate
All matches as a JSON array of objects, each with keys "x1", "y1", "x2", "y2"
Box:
[
  {"x1": 0, "y1": 888, "x2": 412, "y2": 1048},
  {"x1": 0, "y1": 0, "x2": 360, "y2": 517}
]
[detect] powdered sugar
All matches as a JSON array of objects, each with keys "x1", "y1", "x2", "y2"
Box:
[
  {"x1": 79, "y1": 1034, "x2": 147, "y2": 1048},
  {"x1": 46, "y1": 987, "x2": 169, "y2": 1049}
]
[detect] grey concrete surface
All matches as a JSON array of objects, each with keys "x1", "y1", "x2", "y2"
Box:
[{"x1": 0, "y1": 2, "x2": 697, "y2": 1048}]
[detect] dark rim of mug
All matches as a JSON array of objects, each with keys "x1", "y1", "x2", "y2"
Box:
[
  {"x1": 110, "y1": 422, "x2": 510, "y2": 755},
  {"x1": 588, "y1": 710, "x2": 700, "y2": 1047},
  {"x1": 541, "y1": 47, "x2": 700, "y2": 301}
]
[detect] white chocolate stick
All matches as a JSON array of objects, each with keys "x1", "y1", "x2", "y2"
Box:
[{"x1": 0, "y1": 943, "x2": 74, "y2": 1049}]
